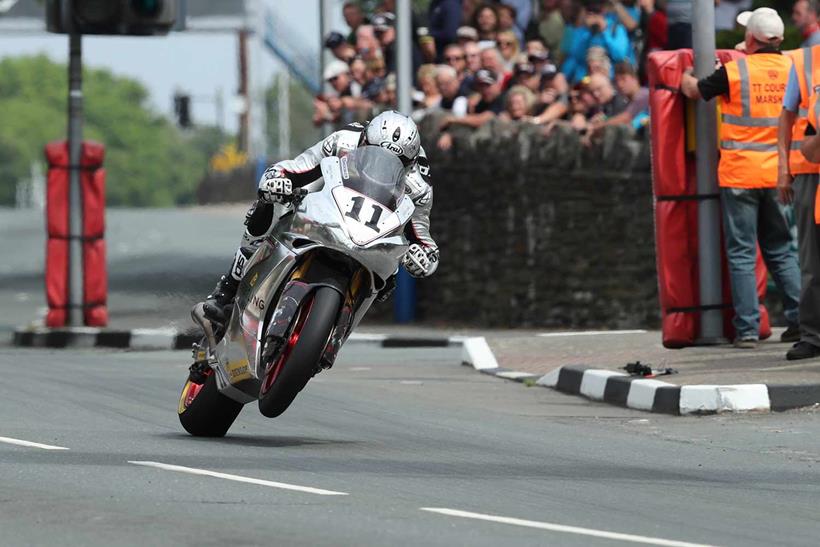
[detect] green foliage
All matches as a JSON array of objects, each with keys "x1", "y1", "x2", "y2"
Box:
[{"x1": 0, "y1": 55, "x2": 227, "y2": 206}]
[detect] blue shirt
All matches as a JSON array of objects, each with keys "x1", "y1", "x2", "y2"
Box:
[{"x1": 560, "y1": 20, "x2": 632, "y2": 84}]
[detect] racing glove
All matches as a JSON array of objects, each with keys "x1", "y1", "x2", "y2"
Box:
[
  {"x1": 402, "y1": 244, "x2": 439, "y2": 278},
  {"x1": 258, "y1": 167, "x2": 294, "y2": 204}
]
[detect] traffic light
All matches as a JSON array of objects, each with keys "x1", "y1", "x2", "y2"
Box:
[
  {"x1": 174, "y1": 93, "x2": 192, "y2": 128},
  {"x1": 46, "y1": 0, "x2": 177, "y2": 36}
]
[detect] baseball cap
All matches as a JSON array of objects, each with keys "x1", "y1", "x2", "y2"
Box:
[
  {"x1": 456, "y1": 26, "x2": 479, "y2": 41},
  {"x1": 372, "y1": 12, "x2": 395, "y2": 31},
  {"x1": 324, "y1": 31, "x2": 345, "y2": 49},
  {"x1": 473, "y1": 69, "x2": 497, "y2": 86},
  {"x1": 323, "y1": 60, "x2": 350, "y2": 81},
  {"x1": 736, "y1": 7, "x2": 784, "y2": 42},
  {"x1": 514, "y1": 62, "x2": 536, "y2": 75}
]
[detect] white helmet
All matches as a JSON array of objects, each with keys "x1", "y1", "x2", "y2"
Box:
[{"x1": 365, "y1": 111, "x2": 421, "y2": 167}]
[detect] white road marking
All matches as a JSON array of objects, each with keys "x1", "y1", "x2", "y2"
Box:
[
  {"x1": 128, "y1": 461, "x2": 348, "y2": 496},
  {"x1": 420, "y1": 508, "x2": 717, "y2": 547},
  {"x1": 538, "y1": 330, "x2": 648, "y2": 337},
  {"x1": 0, "y1": 436, "x2": 69, "y2": 451}
]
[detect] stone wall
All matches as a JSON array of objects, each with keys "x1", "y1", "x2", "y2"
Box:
[{"x1": 413, "y1": 114, "x2": 660, "y2": 329}]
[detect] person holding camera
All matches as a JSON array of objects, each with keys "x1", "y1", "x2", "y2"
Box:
[{"x1": 560, "y1": 0, "x2": 632, "y2": 84}]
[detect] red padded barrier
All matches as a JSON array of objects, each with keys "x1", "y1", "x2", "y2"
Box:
[
  {"x1": 44, "y1": 140, "x2": 107, "y2": 327},
  {"x1": 648, "y1": 49, "x2": 771, "y2": 348}
]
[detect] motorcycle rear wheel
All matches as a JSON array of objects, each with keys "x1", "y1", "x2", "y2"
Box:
[
  {"x1": 258, "y1": 286, "x2": 341, "y2": 418},
  {"x1": 178, "y1": 371, "x2": 243, "y2": 437}
]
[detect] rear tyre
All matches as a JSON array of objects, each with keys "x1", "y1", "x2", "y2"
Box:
[
  {"x1": 178, "y1": 372, "x2": 243, "y2": 437},
  {"x1": 258, "y1": 286, "x2": 341, "y2": 418}
]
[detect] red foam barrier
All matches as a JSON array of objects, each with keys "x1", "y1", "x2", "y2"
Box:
[
  {"x1": 44, "y1": 140, "x2": 107, "y2": 327},
  {"x1": 648, "y1": 49, "x2": 771, "y2": 348}
]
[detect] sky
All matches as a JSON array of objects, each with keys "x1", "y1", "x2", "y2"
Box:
[{"x1": 0, "y1": 0, "x2": 348, "y2": 134}]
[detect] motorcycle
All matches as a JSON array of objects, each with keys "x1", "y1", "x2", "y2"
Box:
[{"x1": 178, "y1": 146, "x2": 417, "y2": 437}]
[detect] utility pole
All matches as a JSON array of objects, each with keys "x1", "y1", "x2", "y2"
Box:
[
  {"x1": 67, "y1": 26, "x2": 84, "y2": 325},
  {"x1": 396, "y1": 0, "x2": 412, "y2": 115},
  {"x1": 692, "y1": 0, "x2": 725, "y2": 344},
  {"x1": 238, "y1": 28, "x2": 250, "y2": 152},
  {"x1": 279, "y1": 71, "x2": 291, "y2": 159}
]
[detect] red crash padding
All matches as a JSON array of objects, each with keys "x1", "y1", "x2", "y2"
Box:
[
  {"x1": 43, "y1": 140, "x2": 107, "y2": 327},
  {"x1": 648, "y1": 49, "x2": 771, "y2": 348}
]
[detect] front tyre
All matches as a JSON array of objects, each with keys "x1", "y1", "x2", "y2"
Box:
[
  {"x1": 258, "y1": 286, "x2": 341, "y2": 418},
  {"x1": 178, "y1": 371, "x2": 243, "y2": 437}
]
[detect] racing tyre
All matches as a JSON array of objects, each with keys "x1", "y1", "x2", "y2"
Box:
[
  {"x1": 258, "y1": 286, "x2": 341, "y2": 418},
  {"x1": 178, "y1": 371, "x2": 243, "y2": 437}
]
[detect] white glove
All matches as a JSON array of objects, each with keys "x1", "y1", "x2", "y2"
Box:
[
  {"x1": 402, "y1": 244, "x2": 438, "y2": 278},
  {"x1": 258, "y1": 168, "x2": 294, "y2": 204}
]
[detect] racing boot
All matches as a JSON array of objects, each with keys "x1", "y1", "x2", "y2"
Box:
[
  {"x1": 202, "y1": 247, "x2": 252, "y2": 325},
  {"x1": 202, "y1": 274, "x2": 239, "y2": 326}
]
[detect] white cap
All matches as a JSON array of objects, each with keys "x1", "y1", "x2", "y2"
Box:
[
  {"x1": 323, "y1": 60, "x2": 349, "y2": 81},
  {"x1": 736, "y1": 7, "x2": 784, "y2": 42}
]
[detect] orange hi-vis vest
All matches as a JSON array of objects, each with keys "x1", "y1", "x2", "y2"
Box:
[
  {"x1": 719, "y1": 53, "x2": 792, "y2": 188},
  {"x1": 807, "y1": 92, "x2": 820, "y2": 223},
  {"x1": 785, "y1": 46, "x2": 820, "y2": 175}
]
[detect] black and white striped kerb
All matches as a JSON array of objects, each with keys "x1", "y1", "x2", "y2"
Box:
[
  {"x1": 12, "y1": 328, "x2": 461, "y2": 351},
  {"x1": 459, "y1": 337, "x2": 820, "y2": 415}
]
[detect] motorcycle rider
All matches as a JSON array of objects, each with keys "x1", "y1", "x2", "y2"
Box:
[{"x1": 201, "y1": 111, "x2": 439, "y2": 325}]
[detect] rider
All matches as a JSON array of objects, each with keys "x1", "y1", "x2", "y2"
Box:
[{"x1": 202, "y1": 111, "x2": 440, "y2": 325}]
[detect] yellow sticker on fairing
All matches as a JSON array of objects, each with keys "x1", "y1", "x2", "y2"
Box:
[{"x1": 226, "y1": 358, "x2": 252, "y2": 383}]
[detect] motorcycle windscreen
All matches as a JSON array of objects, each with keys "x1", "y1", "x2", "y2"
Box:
[{"x1": 332, "y1": 146, "x2": 407, "y2": 246}]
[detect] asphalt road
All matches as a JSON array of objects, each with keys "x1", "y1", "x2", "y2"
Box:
[{"x1": 2, "y1": 344, "x2": 820, "y2": 547}]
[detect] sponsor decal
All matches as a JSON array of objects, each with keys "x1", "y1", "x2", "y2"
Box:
[
  {"x1": 380, "y1": 142, "x2": 404, "y2": 155},
  {"x1": 251, "y1": 295, "x2": 266, "y2": 312},
  {"x1": 227, "y1": 358, "x2": 252, "y2": 383},
  {"x1": 249, "y1": 272, "x2": 259, "y2": 287},
  {"x1": 340, "y1": 155, "x2": 350, "y2": 179},
  {"x1": 392, "y1": 127, "x2": 401, "y2": 142},
  {"x1": 322, "y1": 138, "x2": 333, "y2": 156}
]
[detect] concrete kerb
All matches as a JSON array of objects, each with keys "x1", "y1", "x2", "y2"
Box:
[
  {"x1": 459, "y1": 336, "x2": 820, "y2": 415},
  {"x1": 12, "y1": 328, "x2": 820, "y2": 414}
]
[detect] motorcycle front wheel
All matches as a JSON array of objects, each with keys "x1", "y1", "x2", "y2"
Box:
[
  {"x1": 258, "y1": 286, "x2": 341, "y2": 418},
  {"x1": 178, "y1": 370, "x2": 243, "y2": 437}
]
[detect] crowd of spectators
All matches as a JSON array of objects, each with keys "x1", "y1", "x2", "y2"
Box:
[{"x1": 313, "y1": 0, "x2": 734, "y2": 146}]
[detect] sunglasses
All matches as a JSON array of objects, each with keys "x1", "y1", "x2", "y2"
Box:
[
  {"x1": 498, "y1": 40, "x2": 516, "y2": 47},
  {"x1": 445, "y1": 55, "x2": 466, "y2": 62}
]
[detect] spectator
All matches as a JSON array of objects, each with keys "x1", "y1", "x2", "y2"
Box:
[
  {"x1": 500, "y1": 85, "x2": 536, "y2": 121},
  {"x1": 463, "y1": 0, "x2": 480, "y2": 23},
  {"x1": 343, "y1": 2, "x2": 368, "y2": 44},
  {"x1": 373, "y1": 12, "x2": 397, "y2": 72},
  {"x1": 481, "y1": 45, "x2": 512, "y2": 89},
  {"x1": 497, "y1": 4, "x2": 523, "y2": 43},
  {"x1": 512, "y1": 59, "x2": 541, "y2": 93},
  {"x1": 429, "y1": 0, "x2": 462, "y2": 58},
  {"x1": 356, "y1": 25, "x2": 382, "y2": 63},
  {"x1": 464, "y1": 40, "x2": 483, "y2": 73},
  {"x1": 642, "y1": 0, "x2": 667, "y2": 53},
  {"x1": 443, "y1": 43, "x2": 468, "y2": 78},
  {"x1": 499, "y1": 0, "x2": 533, "y2": 42},
  {"x1": 473, "y1": 3, "x2": 500, "y2": 41},
  {"x1": 560, "y1": 0, "x2": 631, "y2": 84},
  {"x1": 436, "y1": 65, "x2": 470, "y2": 116},
  {"x1": 416, "y1": 64, "x2": 442, "y2": 110},
  {"x1": 325, "y1": 31, "x2": 357, "y2": 63},
  {"x1": 531, "y1": 66, "x2": 570, "y2": 124},
  {"x1": 586, "y1": 46, "x2": 612, "y2": 77},
  {"x1": 587, "y1": 72, "x2": 629, "y2": 118},
  {"x1": 663, "y1": 0, "x2": 692, "y2": 49},
  {"x1": 349, "y1": 56, "x2": 367, "y2": 96},
  {"x1": 314, "y1": 61, "x2": 359, "y2": 125},
  {"x1": 589, "y1": 62, "x2": 649, "y2": 136},
  {"x1": 457, "y1": 26, "x2": 479, "y2": 44},
  {"x1": 438, "y1": 69, "x2": 505, "y2": 150},
  {"x1": 792, "y1": 0, "x2": 820, "y2": 47},
  {"x1": 538, "y1": 0, "x2": 565, "y2": 59},
  {"x1": 497, "y1": 29, "x2": 521, "y2": 71}
]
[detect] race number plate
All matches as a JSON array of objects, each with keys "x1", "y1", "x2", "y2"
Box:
[{"x1": 332, "y1": 186, "x2": 401, "y2": 246}]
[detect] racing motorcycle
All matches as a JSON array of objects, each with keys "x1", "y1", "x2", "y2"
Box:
[{"x1": 178, "y1": 146, "x2": 418, "y2": 437}]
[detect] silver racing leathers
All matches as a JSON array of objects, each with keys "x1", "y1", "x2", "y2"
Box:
[{"x1": 238, "y1": 122, "x2": 439, "y2": 281}]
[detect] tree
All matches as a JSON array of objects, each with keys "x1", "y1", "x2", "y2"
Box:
[{"x1": 0, "y1": 55, "x2": 227, "y2": 207}]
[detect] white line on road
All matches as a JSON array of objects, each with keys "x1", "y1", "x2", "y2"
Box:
[
  {"x1": 537, "y1": 330, "x2": 648, "y2": 337},
  {"x1": 420, "y1": 508, "x2": 717, "y2": 547},
  {"x1": 0, "y1": 436, "x2": 69, "y2": 451},
  {"x1": 128, "y1": 461, "x2": 349, "y2": 496}
]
